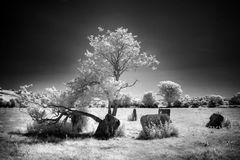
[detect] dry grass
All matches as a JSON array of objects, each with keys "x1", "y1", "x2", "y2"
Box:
[
  {"x1": 137, "y1": 122, "x2": 178, "y2": 140},
  {"x1": 114, "y1": 123, "x2": 126, "y2": 137},
  {"x1": 1, "y1": 108, "x2": 240, "y2": 160},
  {"x1": 127, "y1": 113, "x2": 135, "y2": 121}
]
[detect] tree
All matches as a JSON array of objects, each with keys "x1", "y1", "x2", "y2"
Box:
[
  {"x1": 157, "y1": 81, "x2": 183, "y2": 107},
  {"x1": 207, "y1": 95, "x2": 224, "y2": 107},
  {"x1": 81, "y1": 27, "x2": 159, "y2": 115},
  {"x1": 2, "y1": 27, "x2": 159, "y2": 139},
  {"x1": 8, "y1": 66, "x2": 120, "y2": 139},
  {"x1": 118, "y1": 94, "x2": 132, "y2": 108},
  {"x1": 229, "y1": 92, "x2": 240, "y2": 105},
  {"x1": 142, "y1": 91, "x2": 156, "y2": 107}
]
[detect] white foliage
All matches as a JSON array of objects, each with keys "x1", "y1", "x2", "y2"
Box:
[
  {"x1": 142, "y1": 91, "x2": 156, "y2": 107},
  {"x1": 84, "y1": 27, "x2": 159, "y2": 79},
  {"x1": 158, "y1": 81, "x2": 183, "y2": 105}
]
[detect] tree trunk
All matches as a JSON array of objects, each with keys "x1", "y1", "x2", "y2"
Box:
[
  {"x1": 116, "y1": 76, "x2": 119, "y2": 81},
  {"x1": 167, "y1": 102, "x2": 172, "y2": 108},
  {"x1": 108, "y1": 100, "x2": 112, "y2": 114},
  {"x1": 112, "y1": 104, "x2": 118, "y2": 116},
  {"x1": 94, "y1": 114, "x2": 120, "y2": 139}
]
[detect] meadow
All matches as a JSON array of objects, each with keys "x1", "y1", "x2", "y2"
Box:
[{"x1": 1, "y1": 107, "x2": 240, "y2": 160}]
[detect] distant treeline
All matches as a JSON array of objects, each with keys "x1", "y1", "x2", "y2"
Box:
[
  {"x1": 1, "y1": 90, "x2": 240, "y2": 108},
  {"x1": 0, "y1": 98, "x2": 22, "y2": 108}
]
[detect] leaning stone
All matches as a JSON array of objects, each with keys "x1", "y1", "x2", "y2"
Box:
[{"x1": 94, "y1": 114, "x2": 120, "y2": 140}]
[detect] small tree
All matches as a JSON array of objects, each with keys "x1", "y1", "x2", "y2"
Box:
[
  {"x1": 207, "y1": 95, "x2": 224, "y2": 107},
  {"x1": 142, "y1": 91, "x2": 156, "y2": 108},
  {"x1": 173, "y1": 100, "x2": 182, "y2": 107},
  {"x1": 158, "y1": 81, "x2": 183, "y2": 107},
  {"x1": 119, "y1": 94, "x2": 132, "y2": 108},
  {"x1": 229, "y1": 92, "x2": 240, "y2": 105}
]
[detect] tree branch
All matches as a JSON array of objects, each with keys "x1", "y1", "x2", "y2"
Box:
[
  {"x1": 49, "y1": 104, "x2": 102, "y2": 123},
  {"x1": 0, "y1": 92, "x2": 102, "y2": 123},
  {"x1": 117, "y1": 80, "x2": 138, "y2": 92}
]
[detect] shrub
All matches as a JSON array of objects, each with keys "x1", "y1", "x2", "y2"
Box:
[
  {"x1": 119, "y1": 94, "x2": 132, "y2": 108},
  {"x1": 6, "y1": 101, "x2": 11, "y2": 108},
  {"x1": 9, "y1": 99, "x2": 16, "y2": 108},
  {"x1": 207, "y1": 95, "x2": 224, "y2": 107},
  {"x1": 27, "y1": 106, "x2": 46, "y2": 122},
  {"x1": 70, "y1": 106, "x2": 89, "y2": 133},
  {"x1": 142, "y1": 92, "x2": 156, "y2": 108},
  {"x1": 0, "y1": 98, "x2": 4, "y2": 107},
  {"x1": 222, "y1": 117, "x2": 231, "y2": 129},
  {"x1": 191, "y1": 101, "x2": 201, "y2": 108},
  {"x1": 26, "y1": 121, "x2": 73, "y2": 141},
  {"x1": 137, "y1": 122, "x2": 178, "y2": 140},
  {"x1": 173, "y1": 100, "x2": 182, "y2": 107},
  {"x1": 132, "y1": 98, "x2": 142, "y2": 107},
  {"x1": 229, "y1": 92, "x2": 240, "y2": 105},
  {"x1": 182, "y1": 102, "x2": 190, "y2": 108}
]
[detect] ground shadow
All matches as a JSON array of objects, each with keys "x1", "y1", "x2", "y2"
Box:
[{"x1": 7, "y1": 130, "x2": 93, "y2": 143}]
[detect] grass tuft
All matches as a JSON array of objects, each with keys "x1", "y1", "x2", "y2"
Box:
[
  {"x1": 222, "y1": 117, "x2": 231, "y2": 129},
  {"x1": 127, "y1": 113, "x2": 135, "y2": 121},
  {"x1": 114, "y1": 123, "x2": 126, "y2": 137}
]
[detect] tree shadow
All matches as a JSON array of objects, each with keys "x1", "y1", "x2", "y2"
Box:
[{"x1": 7, "y1": 130, "x2": 93, "y2": 144}]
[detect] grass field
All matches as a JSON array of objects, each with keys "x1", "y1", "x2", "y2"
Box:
[{"x1": 1, "y1": 107, "x2": 240, "y2": 160}]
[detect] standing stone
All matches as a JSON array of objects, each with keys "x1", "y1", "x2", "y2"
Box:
[
  {"x1": 140, "y1": 114, "x2": 170, "y2": 135},
  {"x1": 94, "y1": 114, "x2": 120, "y2": 139},
  {"x1": 158, "y1": 108, "x2": 171, "y2": 117},
  {"x1": 133, "y1": 108, "x2": 137, "y2": 121},
  {"x1": 206, "y1": 113, "x2": 224, "y2": 129}
]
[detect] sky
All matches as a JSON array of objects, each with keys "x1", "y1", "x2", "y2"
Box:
[{"x1": 1, "y1": 0, "x2": 239, "y2": 98}]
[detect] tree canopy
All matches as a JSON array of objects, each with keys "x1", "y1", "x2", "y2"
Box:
[
  {"x1": 83, "y1": 27, "x2": 159, "y2": 81},
  {"x1": 158, "y1": 81, "x2": 183, "y2": 107}
]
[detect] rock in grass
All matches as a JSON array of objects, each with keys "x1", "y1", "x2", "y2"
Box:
[
  {"x1": 206, "y1": 113, "x2": 224, "y2": 129},
  {"x1": 94, "y1": 114, "x2": 120, "y2": 140},
  {"x1": 158, "y1": 108, "x2": 171, "y2": 117},
  {"x1": 140, "y1": 114, "x2": 170, "y2": 131}
]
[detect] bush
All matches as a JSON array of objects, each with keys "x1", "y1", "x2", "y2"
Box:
[
  {"x1": 229, "y1": 92, "x2": 240, "y2": 105},
  {"x1": 26, "y1": 121, "x2": 73, "y2": 141},
  {"x1": 142, "y1": 92, "x2": 156, "y2": 108},
  {"x1": 182, "y1": 102, "x2": 190, "y2": 108},
  {"x1": 71, "y1": 107, "x2": 89, "y2": 133},
  {"x1": 132, "y1": 98, "x2": 141, "y2": 107},
  {"x1": 9, "y1": 99, "x2": 16, "y2": 108},
  {"x1": 222, "y1": 117, "x2": 231, "y2": 129},
  {"x1": 27, "y1": 106, "x2": 46, "y2": 122},
  {"x1": 137, "y1": 122, "x2": 178, "y2": 140},
  {"x1": 173, "y1": 100, "x2": 182, "y2": 107},
  {"x1": 6, "y1": 101, "x2": 11, "y2": 108},
  {"x1": 191, "y1": 101, "x2": 201, "y2": 108},
  {"x1": 207, "y1": 95, "x2": 224, "y2": 107},
  {"x1": 119, "y1": 94, "x2": 132, "y2": 108}
]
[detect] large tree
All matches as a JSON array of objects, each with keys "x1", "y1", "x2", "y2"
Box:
[
  {"x1": 3, "y1": 27, "x2": 159, "y2": 139},
  {"x1": 4, "y1": 65, "x2": 121, "y2": 139},
  {"x1": 82, "y1": 27, "x2": 159, "y2": 115}
]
